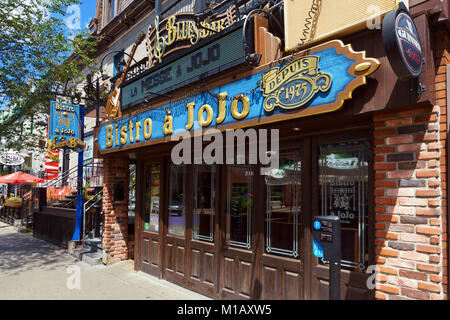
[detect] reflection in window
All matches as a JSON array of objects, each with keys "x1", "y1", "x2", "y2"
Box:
[
  {"x1": 144, "y1": 164, "x2": 160, "y2": 233},
  {"x1": 193, "y1": 165, "x2": 215, "y2": 242},
  {"x1": 319, "y1": 141, "x2": 369, "y2": 271},
  {"x1": 168, "y1": 164, "x2": 186, "y2": 237},
  {"x1": 226, "y1": 166, "x2": 253, "y2": 249},
  {"x1": 264, "y1": 150, "x2": 301, "y2": 258}
]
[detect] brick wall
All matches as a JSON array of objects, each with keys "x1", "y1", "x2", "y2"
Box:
[
  {"x1": 102, "y1": 157, "x2": 130, "y2": 263},
  {"x1": 373, "y1": 104, "x2": 446, "y2": 299},
  {"x1": 435, "y1": 26, "x2": 450, "y2": 298}
]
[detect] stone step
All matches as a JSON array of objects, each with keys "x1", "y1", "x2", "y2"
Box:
[
  {"x1": 83, "y1": 238, "x2": 102, "y2": 252},
  {"x1": 71, "y1": 248, "x2": 102, "y2": 265},
  {"x1": 82, "y1": 252, "x2": 102, "y2": 265}
]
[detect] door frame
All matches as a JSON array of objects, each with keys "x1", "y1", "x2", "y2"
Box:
[{"x1": 310, "y1": 128, "x2": 375, "y2": 299}]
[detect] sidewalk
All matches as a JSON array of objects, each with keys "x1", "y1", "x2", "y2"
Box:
[{"x1": 0, "y1": 222, "x2": 209, "y2": 300}]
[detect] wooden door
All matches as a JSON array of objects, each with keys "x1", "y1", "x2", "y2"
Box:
[
  {"x1": 218, "y1": 142, "x2": 308, "y2": 300},
  {"x1": 164, "y1": 164, "x2": 190, "y2": 286},
  {"x1": 310, "y1": 130, "x2": 374, "y2": 300},
  {"x1": 138, "y1": 161, "x2": 164, "y2": 277},
  {"x1": 219, "y1": 165, "x2": 258, "y2": 299},
  {"x1": 163, "y1": 164, "x2": 220, "y2": 297},
  {"x1": 187, "y1": 165, "x2": 219, "y2": 297},
  {"x1": 259, "y1": 145, "x2": 306, "y2": 300}
]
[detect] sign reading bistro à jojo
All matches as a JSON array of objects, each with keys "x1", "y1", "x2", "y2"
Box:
[
  {"x1": 47, "y1": 101, "x2": 84, "y2": 152},
  {"x1": 97, "y1": 40, "x2": 380, "y2": 153}
]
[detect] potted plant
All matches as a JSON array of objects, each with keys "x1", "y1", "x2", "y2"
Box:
[{"x1": 5, "y1": 196, "x2": 22, "y2": 207}]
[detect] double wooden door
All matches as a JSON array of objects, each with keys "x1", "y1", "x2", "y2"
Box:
[{"x1": 136, "y1": 129, "x2": 374, "y2": 300}]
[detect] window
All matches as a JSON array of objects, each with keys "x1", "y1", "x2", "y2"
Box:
[
  {"x1": 168, "y1": 164, "x2": 186, "y2": 236},
  {"x1": 193, "y1": 165, "x2": 215, "y2": 242},
  {"x1": 110, "y1": 0, "x2": 115, "y2": 19},
  {"x1": 113, "y1": 52, "x2": 124, "y2": 77},
  {"x1": 144, "y1": 164, "x2": 160, "y2": 233},
  {"x1": 264, "y1": 150, "x2": 302, "y2": 258},
  {"x1": 318, "y1": 141, "x2": 369, "y2": 271},
  {"x1": 226, "y1": 165, "x2": 253, "y2": 249}
]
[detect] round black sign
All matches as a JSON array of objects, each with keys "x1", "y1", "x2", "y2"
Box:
[{"x1": 382, "y1": 3, "x2": 423, "y2": 80}]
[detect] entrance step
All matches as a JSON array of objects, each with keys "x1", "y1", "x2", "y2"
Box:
[
  {"x1": 71, "y1": 248, "x2": 103, "y2": 265},
  {"x1": 83, "y1": 238, "x2": 102, "y2": 253},
  {"x1": 82, "y1": 252, "x2": 102, "y2": 265}
]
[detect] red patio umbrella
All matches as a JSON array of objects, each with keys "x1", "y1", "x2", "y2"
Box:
[{"x1": 0, "y1": 171, "x2": 44, "y2": 196}]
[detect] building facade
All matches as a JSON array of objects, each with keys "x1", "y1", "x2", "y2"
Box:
[{"x1": 93, "y1": 0, "x2": 450, "y2": 300}]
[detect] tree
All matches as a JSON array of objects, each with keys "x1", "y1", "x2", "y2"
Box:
[{"x1": 0, "y1": 0, "x2": 98, "y2": 153}]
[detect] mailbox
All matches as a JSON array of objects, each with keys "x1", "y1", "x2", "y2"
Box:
[{"x1": 312, "y1": 215, "x2": 341, "y2": 300}]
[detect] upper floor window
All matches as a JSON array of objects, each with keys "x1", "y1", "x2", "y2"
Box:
[
  {"x1": 110, "y1": 0, "x2": 115, "y2": 19},
  {"x1": 113, "y1": 51, "x2": 124, "y2": 77}
]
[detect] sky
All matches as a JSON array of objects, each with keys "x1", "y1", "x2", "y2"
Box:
[{"x1": 65, "y1": 0, "x2": 98, "y2": 33}]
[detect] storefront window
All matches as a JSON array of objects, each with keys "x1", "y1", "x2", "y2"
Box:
[
  {"x1": 264, "y1": 150, "x2": 302, "y2": 258},
  {"x1": 193, "y1": 165, "x2": 215, "y2": 242},
  {"x1": 226, "y1": 165, "x2": 253, "y2": 249},
  {"x1": 143, "y1": 164, "x2": 160, "y2": 233},
  {"x1": 319, "y1": 141, "x2": 369, "y2": 271},
  {"x1": 168, "y1": 164, "x2": 186, "y2": 237}
]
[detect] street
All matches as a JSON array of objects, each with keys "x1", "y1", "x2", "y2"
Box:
[{"x1": 0, "y1": 222, "x2": 208, "y2": 300}]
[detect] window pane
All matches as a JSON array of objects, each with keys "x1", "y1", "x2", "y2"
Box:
[
  {"x1": 168, "y1": 164, "x2": 186, "y2": 236},
  {"x1": 226, "y1": 165, "x2": 253, "y2": 249},
  {"x1": 144, "y1": 164, "x2": 160, "y2": 233},
  {"x1": 193, "y1": 165, "x2": 215, "y2": 242},
  {"x1": 264, "y1": 150, "x2": 302, "y2": 258},
  {"x1": 319, "y1": 141, "x2": 369, "y2": 271}
]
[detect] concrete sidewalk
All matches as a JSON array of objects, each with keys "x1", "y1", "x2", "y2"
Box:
[{"x1": 0, "y1": 222, "x2": 209, "y2": 300}]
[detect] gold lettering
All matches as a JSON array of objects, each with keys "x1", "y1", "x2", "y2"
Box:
[
  {"x1": 135, "y1": 121, "x2": 141, "y2": 142},
  {"x1": 198, "y1": 104, "x2": 213, "y2": 127},
  {"x1": 216, "y1": 19, "x2": 226, "y2": 32},
  {"x1": 185, "y1": 102, "x2": 195, "y2": 130},
  {"x1": 106, "y1": 125, "x2": 113, "y2": 148},
  {"x1": 199, "y1": 22, "x2": 208, "y2": 38},
  {"x1": 163, "y1": 110, "x2": 173, "y2": 135},
  {"x1": 216, "y1": 92, "x2": 227, "y2": 124},
  {"x1": 166, "y1": 16, "x2": 177, "y2": 46},
  {"x1": 231, "y1": 95, "x2": 250, "y2": 120},
  {"x1": 115, "y1": 123, "x2": 119, "y2": 146},
  {"x1": 143, "y1": 118, "x2": 152, "y2": 140},
  {"x1": 120, "y1": 126, "x2": 128, "y2": 145},
  {"x1": 129, "y1": 120, "x2": 134, "y2": 143}
]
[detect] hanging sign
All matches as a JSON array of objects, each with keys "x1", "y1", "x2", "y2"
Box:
[
  {"x1": 97, "y1": 40, "x2": 380, "y2": 153},
  {"x1": 122, "y1": 24, "x2": 246, "y2": 111},
  {"x1": 146, "y1": 8, "x2": 238, "y2": 67},
  {"x1": 382, "y1": 2, "x2": 423, "y2": 80},
  {"x1": 0, "y1": 153, "x2": 24, "y2": 166},
  {"x1": 48, "y1": 101, "x2": 84, "y2": 152}
]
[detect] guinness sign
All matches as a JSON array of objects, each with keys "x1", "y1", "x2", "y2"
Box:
[{"x1": 382, "y1": 2, "x2": 423, "y2": 80}]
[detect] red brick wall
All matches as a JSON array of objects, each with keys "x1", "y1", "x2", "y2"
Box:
[
  {"x1": 102, "y1": 157, "x2": 130, "y2": 263},
  {"x1": 435, "y1": 26, "x2": 450, "y2": 299},
  {"x1": 373, "y1": 105, "x2": 446, "y2": 299}
]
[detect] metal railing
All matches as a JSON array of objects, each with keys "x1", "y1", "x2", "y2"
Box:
[
  {"x1": 83, "y1": 189, "x2": 103, "y2": 240},
  {"x1": 39, "y1": 162, "x2": 104, "y2": 209}
]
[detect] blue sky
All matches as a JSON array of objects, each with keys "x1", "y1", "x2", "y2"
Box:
[{"x1": 79, "y1": 0, "x2": 98, "y2": 31}]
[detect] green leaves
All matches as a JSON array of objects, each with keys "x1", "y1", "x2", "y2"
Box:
[{"x1": 0, "y1": 0, "x2": 97, "y2": 153}]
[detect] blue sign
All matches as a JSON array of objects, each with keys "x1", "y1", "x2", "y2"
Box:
[
  {"x1": 313, "y1": 239, "x2": 324, "y2": 258},
  {"x1": 48, "y1": 101, "x2": 81, "y2": 144},
  {"x1": 97, "y1": 40, "x2": 380, "y2": 153},
  {"x1": 313, "y1": 220, "x2": 321, "y2": 230}
]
